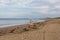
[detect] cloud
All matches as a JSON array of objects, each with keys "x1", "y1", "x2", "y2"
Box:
[
  {"x1": 46, "y1": 0, "x2": 57, "y2": 3},
  {"x1": 0, "y1": 0, "x2": 6, "y2": 8},
  {"x1": 0, "y1": 12, "x2": 31, "y2": 18},
  {"x1": 40, "y1": 6, "x2": 49, "y2": 8},
  {"x1": 40, "y1": 9, "x2": 49, "y2": 14},
  {"x1": 42, "y1": 0, "x2": 59, "y2": 3},
  {"x1": 55, "y1": 5, "x2": 60, "y2": 8},
  {"x1": 5, "y1": 0, "x2": 34, "y2": 8},
  {"x1": 0, "y1": 0, "x2": 59, "y2": 8},
  {"x1": 0, "y1": 0, "x2": 5, "y2": 2},
  {"x1": 0, "y1": 0, "x2": 60, "y2": 8},
  {"x1": 0, "y1": 0, "x2": 60, "y2": 18},
  {"x1": 28, "y1": 5, "x2": 50, "y2": 9}
]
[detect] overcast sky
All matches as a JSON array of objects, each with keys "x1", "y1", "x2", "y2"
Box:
[{"x1": 0, "y1": 0, "x2": 60, "y2": 18}]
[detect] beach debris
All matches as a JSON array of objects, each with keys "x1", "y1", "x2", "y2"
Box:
[
  {"x1": 29, "y1": 19, "x2": 34, "y2": 26},
  {"x1": 23, "y1": 28, "x2": 29, "y2": 31},
  {"x1": 29, "y1": 19, "x2": 37, "y2": 29}
]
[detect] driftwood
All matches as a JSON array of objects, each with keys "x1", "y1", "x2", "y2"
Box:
[{"x1": 29, "y1": 19, "x2": 37, "y2": 29}]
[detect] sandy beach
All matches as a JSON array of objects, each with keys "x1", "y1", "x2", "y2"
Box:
[{"x1": 0, "y1": 18, "x2": 60, "y2": 40}]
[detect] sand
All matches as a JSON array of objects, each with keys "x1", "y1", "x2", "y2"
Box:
[{"x1": 0, "y1": 18, "x2": 60, "y2": 40}]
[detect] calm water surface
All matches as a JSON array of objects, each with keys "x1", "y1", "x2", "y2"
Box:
[{"x1": 0, "y1": 19, "x2": 45, "y2": 28}]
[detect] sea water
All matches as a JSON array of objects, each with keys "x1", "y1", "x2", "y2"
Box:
[{"x1": 0, "y1": 19, "x2": 45, "y2": 28}]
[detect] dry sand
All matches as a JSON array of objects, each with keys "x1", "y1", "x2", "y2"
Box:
[{"x1": 0, "y1": 19, "x2": 60, "y2": 40}]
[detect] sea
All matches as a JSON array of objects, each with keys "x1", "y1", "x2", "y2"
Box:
[{"x1": 0, "y1": 18, "x2": 45, "y2": 28}]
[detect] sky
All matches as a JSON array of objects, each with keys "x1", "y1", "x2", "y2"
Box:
[{"x1": 0, "y1": 0, "x2": 60, "y2": 18}]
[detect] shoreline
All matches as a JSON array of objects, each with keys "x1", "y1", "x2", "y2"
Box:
[
  {"x1": 0, "y1": 18, "x2": 60, "y2": 40},
  {"x1": 0, "y1": 20, "x2": 45, "y2": 28},
  {"x1": 0, "y1": 19, "x2": 45, "y2": 36},
  {"x1": 0, "y1": 23, "x2": 27, "y2": 28}
]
